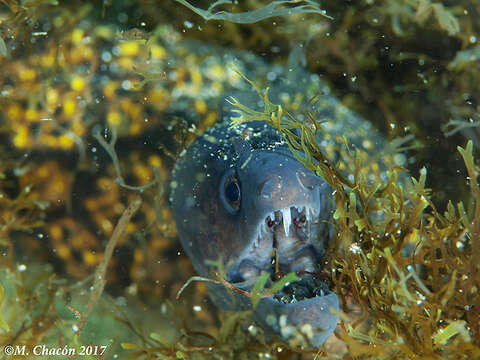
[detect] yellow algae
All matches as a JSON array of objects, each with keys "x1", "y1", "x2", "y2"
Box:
[
  {"x1": 195, "y1": 99, "x2": 207, "y2": 114},
  {"x1": 71, "y1": 28, "x2": 84, "y2": 44},
  {"x1": 7, "y1": 104, "x2": 22, "y2": 120},
  {"x1": 190, "y1": 68, "x2": 203, "y2": 86},
  {"x1": 103, "y1": 81, "x2": 118, "y2": 98},
  {"x1": 19, "y1": 68, "x2": 36, "y2": 81},
  {"x1": 203, "y1": 111, "x2": 218, "y2": 128},
  {"x1": 37, "y1": 165, "x2": 49, "y2": 179},
  {"x1": 72, "y1": 120, "x2": 86, "y2": 136},
  {"x1": 49, "y1": 224, "x2": 63, "y2": 240},
  {"x1": 42, "y1": 135, "x2": 57, "y2": 147},
  {"x1": 119, "y1": 41, "x2": 140, "y2": 56},
  {"x1": 101, "y1": 219, "x2": 113, "y2": 234},
  {"x1": 25, "y1": 108, "x2": 38, "y2": 122},
  {"x1": 150, "y1": 44, "x2": 167, "y2": 59},
  {"x1": 46, "y1": 88, "x2": 59, "y2": 106},
  {"x1": 58, "y1": 133, "x2": 75, "y2": 149},
  {"x1": 133, "y1": 164, "x2": 151, "y2": 181},
  {"x1": 126, "y1": 222, "x2": 136, "y2": 234},
  {"x1": 41, "y1": 52, "x2": 55, "y2": 67},
  {"x1": 145, "y1": 208, "x2": 156, "y2": 222},
  {"x1": 148, "y1": 155, "x2": 162, "y2": 168},
  {"x1": 56, "y1": 243, "x2": 71, "y2": 259},
  {"x1": 207, "y1": 63, "x2": 225, "y2": 81},
  {"x1": 130, "y1": 122, "x2": 141, "y2": 135},
  {"x1": 98, "y1": 177, "x2": 114, "y2": 190},
  {"x1": 63, "y1": 99, "x2": 76, "y2": 117},
  {"x1": 134, "y1": 248, "x2": 144, "y2": 263},
  {"x1": 150, "y1": 88, "x2": 169, "y2": 109},
  {"x1": 71, "y1": 76, "x2": 86, "y2": 91},
  {"x1": 107, "y1": 111, "x2": 122, "y2": 126},
  {"x1": 83, "y1": 251, "x2": 101, "y2": 266},
  {"x1": 85, "y1": 198, "x2": 98, "y2": 212},
  {"x1": 13, "y1": 125, "x2": 31, "y2": 148},
  {"x1": 121, "y1": 99, "x2": 141, "y2": 120},
  {"x1": 118, "y1": 56, "x2": 134, "y2": 69}
]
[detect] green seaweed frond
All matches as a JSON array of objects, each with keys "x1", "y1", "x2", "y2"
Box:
[
  {"x1": 382, "y1": 0, "x2": 460, "y2": 36},
  {"x1": 0, "y1": 283, "x2": 9, "y2": 332},
  {"x1": 175, "y1": 0, "x2": 332, "y2": 23}
]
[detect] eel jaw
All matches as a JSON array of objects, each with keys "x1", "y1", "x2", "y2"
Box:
[{"x1": 227, "y1": 202, "x2": 332, "y2": 304}]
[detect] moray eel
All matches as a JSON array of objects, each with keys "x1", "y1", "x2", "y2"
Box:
[
  {"x1": 169, "y1": 42, "x2": 394, "y2": 347},
  {"x1": 171, "y1": 118, "x2": 339, "y2": 347}
]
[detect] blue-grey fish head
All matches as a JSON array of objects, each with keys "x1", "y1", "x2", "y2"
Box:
[
  {"x1": 170, "y1": 120, "x2": 339, "y2": 346},
  {"x1": 226, "y1": 143, "x2": 333, "y2": 283}
]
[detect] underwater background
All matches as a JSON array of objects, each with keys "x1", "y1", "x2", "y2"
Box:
[{"x1": 0, "y1": 0, "x2": 479, "y2": 358}]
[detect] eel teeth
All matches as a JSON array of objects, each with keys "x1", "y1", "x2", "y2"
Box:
[
  {"x1": 312, "y1": 188, "x2": 321, "y2": 217},
  {"x1": 306, "y1": 207, "x2": 313, "y2": 223},
  {"x1": 282, "y1": 208, "x2": 292, "y2": 236}
]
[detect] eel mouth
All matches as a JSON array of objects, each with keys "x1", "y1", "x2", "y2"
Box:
[{"x1": 228, "y1": 204, "x2": 332, "y2": 304}]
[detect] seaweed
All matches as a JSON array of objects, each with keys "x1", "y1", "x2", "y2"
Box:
[
  {"x1": 381, "y1": 0, "x2": 460, "y2": 36},
  {"x1": 175, "y1": 0, "x2": 332, "y2": 23},
  {"x1": 229, "y1": 72, "x2": 480, "y2": 358}
]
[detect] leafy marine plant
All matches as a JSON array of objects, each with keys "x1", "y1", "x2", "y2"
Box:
[
  {"x1": 228, "y1": 71, "x2": 480, "y2": 358},
  {"x1": 175, "y1": 0, "x2": 332, "y2": 23}
]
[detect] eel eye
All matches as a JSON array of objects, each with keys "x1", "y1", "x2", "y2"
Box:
[{"x1": 220, "y1": 168, "x2": 241, "y2": 215}]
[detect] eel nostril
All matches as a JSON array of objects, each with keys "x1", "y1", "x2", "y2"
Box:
[
  {"x1": 296, "y1": 170, "x2": 321, "y2": 190},
  {"x1": 260, "y1": 175, "x2": 282, "y2": 200}
]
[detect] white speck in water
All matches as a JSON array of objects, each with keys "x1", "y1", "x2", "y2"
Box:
[
  {"x1": 393, "y1": 153, "x2": 406, "y2": 166},
  {"x1": 193, "y1": 305, "x2": 201, "y2": 312},
  {"x1": 101, "y1": 51, "x2": 112, "y2": 62},
  {"x1": 121, "y1": 80, "x2": 132, "y2": 90},
  {"x1": 184, "y1": 21, "x2": 194, "y2": 29},
  {"x1": 267, "y1": 71, "x2": 277, "y2": 81},
  {"x1": 349, "y1": 243, "x2": 361, "y2": 254},
  {"x1": 17, "y1": 264, "x2": 27, "y2": 272}
]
